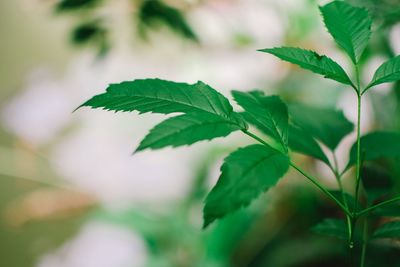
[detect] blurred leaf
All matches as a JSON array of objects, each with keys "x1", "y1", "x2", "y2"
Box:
[
  {"x1": 346, "y1": 0, "x2": 400, "y2": 27},
  {"x1": 56, "y1": 0, "x2": 100, "y2": 11},
  {"x1": 203, "y1": 144, "x2": 289, "y2": 227},
  {"x1": 312, "y1": 218, "x2": 348, "y2": 239},
  {"x1": 71, "y1": 21, "x2": 106, "y2": 44},
  {"x1": 373, "y1": 221, "x2": 400, "y2": 239},
  {"x1": 347, "y1": 132, "x2": 400, "y2": 168},
  {"x1": 288, "y1": 125, "x2": 330, "y2": 165},
  {"x1": 366, "y1": 56, "x2": 400, "y2": 91},
  {"x1": 289, "y1": 103, "x2": 354, "y2": 150},
  {"x1": 259, "y1": 47, "x2": 353, "y2": 86},
  {"x1": 136, "y1": 112, "x2": 241, "y2": 151},
  {"x1": 372, "y1": 203, "x2": 400, "y2": 217},
  {"x1": 361, "y1": 163, "x2": 394, "y2": 202},
  {"x1": 79, "y1": 79, "x2": 246, "y2": 129},
  {"x1": 320, "y1": 1, "x2": 372, "y2": 64},
  {"x1": 329, "y1": 190, "x2": 361, "y2": 212},
  {"x1": 232, "y1": 91, "x2": 288, "y2": 149},
  {"x1": 139, "y1": 0, "x2": 197, "y2": 41}
]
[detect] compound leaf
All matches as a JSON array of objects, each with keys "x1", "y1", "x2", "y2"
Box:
[
  {"x1": 288, "y1": 125, "x2": 330, "y2": 165},
  {"x1": 203, "y1": 144, "x2": 289, "y2": 227},
  {"x1": 347, "y1": 132, "x2": 400, "y2": 168},
  {"x1": 366, "y1": 56, "x2": 400, "y2": 91},
  {"x1": 232, "y1": 91, "x2": 288, "y2": 150},
  {"x1": 289, "y1": 104, "x2": 354, "y2": 151},
  {"x1": 373, "y1": 221, "x2": 400, "y2": 239},
  {"x1": 320, "y1": 1, "x2": 372, "y2": 64},
  {"x1": 259, "y1": 47, "x2": 353, "y2": 86},
  {"x1": 136, "y1": 112, "x2": 242, "y2": 151},
  {"x1": 312, "y1": 218, "x2": 348, "y2": 239}
]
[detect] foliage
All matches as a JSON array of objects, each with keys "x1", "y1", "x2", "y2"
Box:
[
  {"x1": 53, "y1": 0, "x2": 197, "y2": 54},
  {"x1": 79, "y1": 1, "x2": 400, "y2": 266}
]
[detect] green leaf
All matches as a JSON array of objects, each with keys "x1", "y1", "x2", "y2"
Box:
[
  {"x1": 347, "y1": 132, "x2": 400, "y2": 168},
  {"x1": 56, "y1": 0, "x2": 100, "y2": 11},
  {"x1": 288, "y1": 125, "x2": 330, "y2": 165},
  {"x1": 136, "y1": 112, "x2": 242, "y2": 151},
  {"x1": 361, "y1": 163, "x2": 393, "y2": 202},
  {"x1": 329, "y1": 190, "x2": 361, "y2": 213},
  {"x1": 232, "y1": 91, "x2": 288, "y2": 149},
  {"x1": 79, "y1": 79, "x2": 246, "y2": 127},
  {"x1": 366, "y1": 56, "x2": 400, "y2": 90},
  {"x1": 373, "y1": 221, "x2": 400, "y2": 239},
  {"x1": 139, "y1": 0, "x2": 197, "y2": 41},
  {"x1": 312, "y1": 219, "x2": 348, "y2": 239},
  {"x1": 372, "y1": 203, "x2": 400, "y2": 218},
  {"x1": 319, "y1": 1, "x2": 372, "y2": 64},
  {"x1": 203, "y1": 144, "x2": 289, "y2": 227},
  {"x1": 289, "y1": 104, "x2": 354, "y2": 150},
  {"x1": 72, "y1": 21, "x2": 106, "y2": 45},
  {"x1": 259, "y1": 47, "x2": 353, "y2": 86}
]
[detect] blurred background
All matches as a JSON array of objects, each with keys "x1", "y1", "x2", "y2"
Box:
[{"x1": 1, "y1": 0, "x2": 399, "y2": 266}]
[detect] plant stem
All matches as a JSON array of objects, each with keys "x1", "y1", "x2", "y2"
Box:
[
  {"x1": 242, "y1": 129, "x2": 352, "y2": 217},
  {"x1": 351, "y1": 64, "x2": 363, "y2": 250},
  {"x1": 331, "y1": 152, "x2": 353, "y2": 248},
  {"x1": 290, "y1": 162, "x2": 352, "y2": 217},
  {"x1": 360, "y1": 218, "x2": 368, "y2": 267},
  {"x1": 357, "y1": 196, "x2": 400, "y2": 217}
]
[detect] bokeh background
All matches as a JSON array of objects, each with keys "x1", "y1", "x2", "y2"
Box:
[{"x1": 1, "y1": 0, "x2": 399, "y2": 266}]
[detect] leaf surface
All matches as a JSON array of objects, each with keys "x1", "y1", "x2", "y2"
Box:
[
  {"x1": 203, "y1": 144, "x2": 289, "y2": 227},
  {"x1": 80, "y1": 79, "x2": 242, "y2": 124},
  {"x1": 312, "y1": 219, "x2": 348, "y2": 239},
  {"x1": 259, "y1": 47, "x2": 353, "y2": 86},
  {"x1": 320, "y1": 1, "x2": 372, "y2": 63},
  {"x1": 136, "y1": 112, "x2": 241, "y2": 151},
  {"x1": 372, "y1": 204, "x2": 400, "y2": 218},
  {"x1": 366, "y1": 56, "x2": 400, "y2": 90},
  {"x1": 232, "y1": 91, "x2": 288, "y2": 149},
  {"x1": 289, "y1": 104, "x2": 353, "y2": 150},
  {"x1": 347, "y1": 132, "x2": 400, "y2": 168},
  {"x1": 373, "y1": 221, "x2": 400, "y2": 239},
  {"x1": 288, "y1": 125, "x2": 330, "y2": 165},
  {"x1": 361, "y1": 163, "x2": 393, "y2": 202}
]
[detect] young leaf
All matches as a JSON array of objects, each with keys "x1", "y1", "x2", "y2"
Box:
[
  {"x1": 373, "y1": 221, "x2": 400, "y2": 239},
  {"x1": 79, "y1": 79, "x2": 245, "y2": 127},
  {"x1": 289, "y1": 104, "x2": 354, "y2": 151},
  {"x1": 288, "y1": 125, "x2": 330, "y2": 165},
  {"x1": 232, "y1": 91, "x2": 288, "y2": 149},
  {"x1": 136, "y1": 112, "x2": 242, "y2": 152},
  {"x1": 203, "y1": 144, "x2": 289, "y2": 227},
  {"x1": 366, "y1": 56, "x2": 400, "y2": 91},
  {"x1": 347, "y1": 132, "x2": 400, "y2": 168},
  {"x1": 319, "y1": 1, "x2": 372, "y2": 64},
  {"x1": 312, "y1": 218, "x2": 348, "y2": 239},
  {"x1": 259, "y1": 47, "x2": 354, "y2": 87}
]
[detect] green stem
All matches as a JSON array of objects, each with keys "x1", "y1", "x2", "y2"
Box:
[
  {"x1": 357, "y1": 196, "x2": 400, "y2": 217},
  {"x1": 351, "y1": 65, "x2": 362, "y2": 240},
  {"x1": 290, "y1": 162, "x2": 352, "y2": 217},
  {"x1": 242, "y1": 130, "x2": 352, "y2": 217},
  {"x1": 360, "y1": 218, "x2": 368, "y2": 267},
  {"x1": 332, "y1": 152, "x2": 353, "y2": 248}
]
